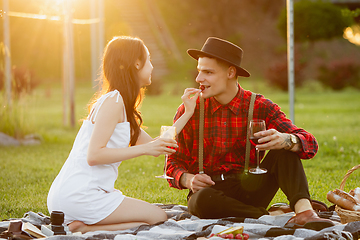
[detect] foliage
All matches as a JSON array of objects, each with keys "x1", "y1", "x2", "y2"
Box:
[
  {"x1": 155, "y1": 0, "x2": 282, "y2": 46},
  {"x1": 0, "y1": 66, "x2": 39, "y2": 98},
  {"x1": 341, "y1": 8, "x2": 360, "y2": 21},
  {"x1": 0, "y1": 95, "x2": 33, "y2": 139},
  {"x1": 265, "y1": 55, "x2": 306, "y2": 91},
  {"x1": 156, "y1": 0, "x2": 245, "y2": 39},
  {"x1": 0, "y1": 66, "x2": 39, "y2": 138},
  {"x1": 277, "y1": 0, "x2": 354, "y2": 42},
  {"x1": 316, "y1": 58, "x2": 360, "y2": 90}
]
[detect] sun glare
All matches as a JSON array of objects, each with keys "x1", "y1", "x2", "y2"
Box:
[
  {"x1": 50, "y1": 0, "x2": 67, "y2": 4},
  {"x1": 343, "y1": 25, "x2": 360, "y2": 46}
]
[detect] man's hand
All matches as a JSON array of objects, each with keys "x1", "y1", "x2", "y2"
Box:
[
  {"x1": 255, "y1": 129, "x2": 301, "y2": 152},
  {"x1": 180, "y1": 173, "x2": 215, "y2": 193}
]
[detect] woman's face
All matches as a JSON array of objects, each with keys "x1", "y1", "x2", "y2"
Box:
[{"x1": 137, "y1": 46, "x2": 153, "y2": 87}]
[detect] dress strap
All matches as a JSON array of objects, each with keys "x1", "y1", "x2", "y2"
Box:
[{"x1": 89, "y1": 90, "x2": 127, "y2": 123}]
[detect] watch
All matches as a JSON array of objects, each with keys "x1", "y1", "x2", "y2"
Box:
[{"x1": 285, "y1": 134, "x2": 298, "y2": 150}]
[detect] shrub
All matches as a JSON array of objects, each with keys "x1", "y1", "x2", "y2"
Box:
[
  {"x1": 0, "y1": 66, "x2": 39, "y2": 98},
  {"x1": 316, "y1": 58, "x2": 360, "y2": 90},
  {"x1": 265, "y1": 57, "x2": 306, "y2": 91},
  {"x1": 0, "y1": 96, "x2": 32, "y2": 139}
]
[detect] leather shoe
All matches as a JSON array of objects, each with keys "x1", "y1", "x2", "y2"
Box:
[
  {"x1": 268, "y1": 200, "x2": 329, "y2": 214},
  {"x1": 284, "y1": 210, "x2": 335, "y2": 231},
  {"x1": 311, "y1": 200, "x2": 328, "y2": 212}
]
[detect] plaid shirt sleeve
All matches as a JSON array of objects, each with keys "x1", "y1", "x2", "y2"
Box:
[{"x1": 255, "y1": 96, "x2": 318, "y2": 159}]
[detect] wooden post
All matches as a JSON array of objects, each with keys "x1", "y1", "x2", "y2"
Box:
[
  {"x1": 3, "y1": 0, "x2": 12, "y2": 105},
  {"x1": 62, "y1": 1, "x2": 68, "y2": 126},
  {"x1": 98, "y1": 0, "x2": 105, "y2": 87},
  {"x1": 90, "y1": 0, "x2": 98, "y2": 88},
  {"x1": 68, "y1": 0, "x2": 75, "y2": 128},
  {"x1": 62, "y1": 0, "x2": 75, "y2": 127}
]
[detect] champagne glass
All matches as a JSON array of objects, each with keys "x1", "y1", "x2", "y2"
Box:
[
  {"x1": 248, "y1": 119, "x2": 267, "y2": 174},
  {"x1": 155, "y1": 126, "x2": 176, "y2": 179}
]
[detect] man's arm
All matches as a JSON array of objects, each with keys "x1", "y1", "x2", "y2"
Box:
[
  {"x1": 179, "y1": 172, "x2": 193, "y2": 189},
  {"x1": 166, "y1": 104, "x2": 193, "y2": 189},
  {"x1": 255, "y1": 97, "x2": 318, "y2": 159},
  {"x1": 167, "y1": 99, "x2": 215, "y2": 191}
]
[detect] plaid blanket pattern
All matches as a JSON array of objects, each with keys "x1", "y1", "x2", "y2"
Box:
[{"x1": 1, "y1": 204, "x2": 359, "y2": 240}]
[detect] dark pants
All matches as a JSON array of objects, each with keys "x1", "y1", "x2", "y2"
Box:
[{"x1": 187, "y1": 150, "x2": 311, "y2": 219}]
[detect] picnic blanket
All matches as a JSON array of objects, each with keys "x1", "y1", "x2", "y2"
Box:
[{"x1": 1, "y1": 204, "x2": 359, "y2": 240}]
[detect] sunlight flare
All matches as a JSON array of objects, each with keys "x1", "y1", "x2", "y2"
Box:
[{"x1": 343, "y1": 25, "x2": 360, "y2": 46}]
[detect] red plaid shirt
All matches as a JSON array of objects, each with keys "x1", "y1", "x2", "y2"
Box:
[{"x1": 166, "y1": 85, "x2": 318, "y2": 189}]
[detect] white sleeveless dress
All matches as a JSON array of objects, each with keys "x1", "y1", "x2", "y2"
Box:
[{"x1": 47, "y1": 90, "x2": 130, "y2": 225}]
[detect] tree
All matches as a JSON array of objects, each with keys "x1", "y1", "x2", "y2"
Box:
[{"x1": 277, "y1": 0, "x2": 354, "y2": 42}]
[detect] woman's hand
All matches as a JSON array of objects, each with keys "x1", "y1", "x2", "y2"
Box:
[
  {"x1": 182, "y1": 88, "x2": 201, "y2": 115},
  {"x1": 143, "y1": 137, "x2": 178, "y2": 157},
  {"x1": 172, "y1": 88, "x2": 201, "y2": 136}
]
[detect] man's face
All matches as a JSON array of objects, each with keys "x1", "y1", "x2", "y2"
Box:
[{"x1": 196, "y1": 57, "x2": 230, "y2": 100}]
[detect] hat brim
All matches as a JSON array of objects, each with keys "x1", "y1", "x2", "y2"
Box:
[{"x1": 187, "y1": 49, "x2": 250, "y2": 77}]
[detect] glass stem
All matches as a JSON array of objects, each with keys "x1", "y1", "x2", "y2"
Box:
[
  {"x1": 256, "y1": 149, "x2": 260, "y2": 169},
  {"x1": 164, "y1": 154, "x2": 168, "y2": 175}
]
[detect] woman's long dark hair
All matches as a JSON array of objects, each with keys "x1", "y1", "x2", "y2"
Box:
[{"x1": 89, "y1": 36, "x2": 146, "y2": 146}]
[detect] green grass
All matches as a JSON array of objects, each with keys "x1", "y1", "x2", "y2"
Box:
[{"x1": 0, "y1": 79, "x2": 359, "y2": 220}]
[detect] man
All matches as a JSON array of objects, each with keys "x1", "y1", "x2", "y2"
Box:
[{"x1": 166, "y1": 37, "x2": 334, "y2": 230}]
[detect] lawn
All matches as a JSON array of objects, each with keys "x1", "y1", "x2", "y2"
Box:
[{"x1": 0, "y1": 78, "x2": 359, "y2": 220}]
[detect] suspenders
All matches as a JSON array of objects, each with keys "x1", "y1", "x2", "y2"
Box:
[{"x1": 198, "y1": 92, "x2": 256, "y2": 174}]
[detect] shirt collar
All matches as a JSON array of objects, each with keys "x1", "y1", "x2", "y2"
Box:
[{"x1": 209, "y1": 83, "x2": 244, "y2": 115}]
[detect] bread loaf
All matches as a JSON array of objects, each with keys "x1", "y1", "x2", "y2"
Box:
[
  {"x1": 349, "y1": 187, "x2": 360, "y2": 204},
  {"x1": 327, "y1": 189, "x2": 360, "y2": 211}
]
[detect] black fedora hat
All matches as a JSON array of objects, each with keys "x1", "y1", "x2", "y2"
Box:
[{"x1": 187, "y1": 37, "x2": 250, "y2": 77}]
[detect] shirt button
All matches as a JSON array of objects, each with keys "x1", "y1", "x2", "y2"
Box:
[{"x1": 224, "y1": 122, "x2": 226, "y2": 126}]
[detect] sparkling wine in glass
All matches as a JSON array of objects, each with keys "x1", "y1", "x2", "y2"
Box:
[
  {"x1": 155, "y1": 126, "x2": 176, "y2": 179},
  {"x1": 248, "y1": 119, "x2": 267, "y2": 174}
]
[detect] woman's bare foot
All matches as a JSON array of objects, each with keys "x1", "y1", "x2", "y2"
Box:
[{"x1": 68, "y1": 220, "x2": 88, "y2": 233}]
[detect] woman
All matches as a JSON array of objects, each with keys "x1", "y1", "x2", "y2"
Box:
[{"x1": 47, "y1": 36, "x2": 200, "y2": 233}]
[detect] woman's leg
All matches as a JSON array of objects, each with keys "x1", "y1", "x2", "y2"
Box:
[
  {"x1": 68, "y1": 220, "x2": 145, "y2": 233},
  {"x1": 69, "y1": 197, "x2": 167, "y2": 233}
]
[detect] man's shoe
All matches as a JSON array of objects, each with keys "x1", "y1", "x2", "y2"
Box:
[
  {"x1": 284, "y1": 210, "x2": 335, "y2": 231},
  {"x1": 311, "y1": 200, "x2": 329, "y2": 212},
  {"x1": 268, "y1": 200, "x2": 329, "y2": 214}
]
